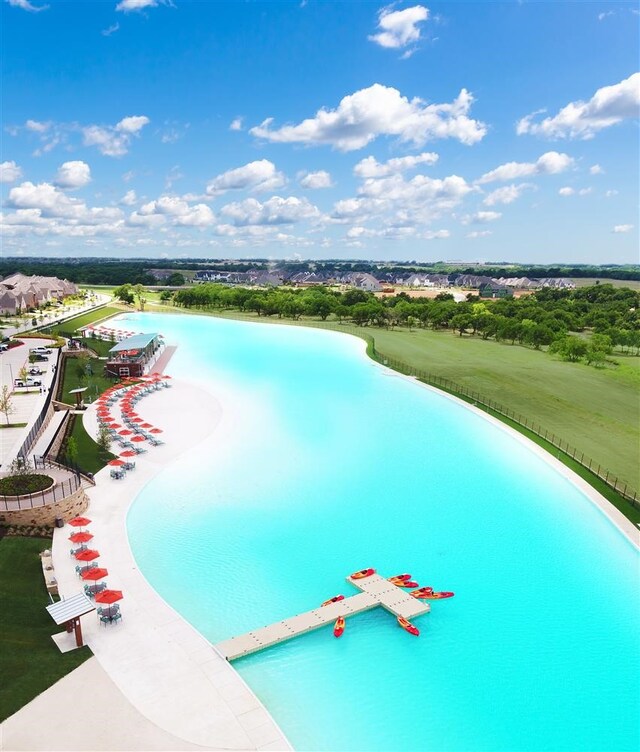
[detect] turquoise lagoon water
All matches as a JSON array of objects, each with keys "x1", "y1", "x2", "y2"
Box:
[{"x1": 124, "y1": 312, "x2": 639, "y2": 752}]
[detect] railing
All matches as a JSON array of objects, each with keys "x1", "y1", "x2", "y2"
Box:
[
  {"x1": 0, "y1": 458, "x2": 83, "y2": 511},
  {"x1": 12, "y1": 348, "x2": 62, "y2": 463}
]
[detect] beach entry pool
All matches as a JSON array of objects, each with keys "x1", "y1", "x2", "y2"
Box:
[{"x1": 124, "y1": 312, "x2": 639, "y2": 751}]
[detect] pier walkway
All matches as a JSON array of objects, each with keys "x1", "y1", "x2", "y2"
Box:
[{"x1": 215, "y1": 573, "x2": 430, "y2": 661}]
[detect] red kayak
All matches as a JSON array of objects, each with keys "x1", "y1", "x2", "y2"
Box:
[
  {"x1": 321, "y1": 595, "x2": 345, "y2": 607},
  {"x1": 333, "y1": 616, "x2": 346, "y2": 638},
  {"x1": 351, "y1": 568, "x2": 376, "y2": 579},
  {"x1": 397, "y1": 616, "x2": 420, "y2": 636},
  {"x1": 392, "y1": 579, "x2": 420, "y2": 588},
  {"x1": 422, "y1": 591, "x2": 455, "y2": 600},
  {"x1": 389, "y1": 573, "x2": 411, "y2": 582}
]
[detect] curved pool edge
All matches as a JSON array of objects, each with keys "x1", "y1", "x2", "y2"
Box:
[{"x1": 53, "y1": 355, "x2": 293, "y2": 751}]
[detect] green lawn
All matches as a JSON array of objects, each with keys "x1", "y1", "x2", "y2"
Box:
[
  {"x1": 61, "y1": 414, "x2": 114, "y2": 475},
  {"x1": 57, "y1": 353, "x2": 113, "y2": 406},
  {"x1": 0, "y1": 537, "x2": 91, "y2": 722},
  {"x1": 359, "y1": 326, "x2": 640, "y2": 492},
  {"x1": 45, "y1": 306, "x2": 121, "y2": 336}
]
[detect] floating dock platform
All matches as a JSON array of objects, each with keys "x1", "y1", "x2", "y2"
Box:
[{"x1": 215, "y1": 573, "x2": 430, "y2": 661}]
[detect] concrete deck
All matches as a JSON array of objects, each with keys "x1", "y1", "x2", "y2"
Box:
[
  {"x1": 216, "y1": 574, "x2": 429, "y2": 661},
  {"x1": 44, "y1": 373, "x2": 292, "y2": 751}
]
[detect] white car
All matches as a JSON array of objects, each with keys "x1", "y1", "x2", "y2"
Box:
[
  {"x1": 14, "y1": 377, "x2": 42, "y2": 388},
  {"x1": 30, "y1": 346, "x2": 53, "y2": 355}
]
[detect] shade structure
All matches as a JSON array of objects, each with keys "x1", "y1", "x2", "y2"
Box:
[
  {"x1": 118, "y1": 429, "x2": 133, "y2": 436},
  {"x1": 131, "y1": 435, "x2": 146, "y2": 443},
  {"x1": 109, "y1": 459, "x2": 125, "y2": 467},
  {"x1": 149, "y1": 428, "x2": 163, "y2": 434},
  {"x1": 75, "y1": 549, "x2": 100, "y2": 561},
  {"x1": 95, "y1": 589, "x2": 123, "y2": 605},
  {"x1": 140, "y1": 423, "x2": 153, "y2": 429},
  {"x1": 81, "y1": 567, "x2": 108, "y2": 581},
  {"x1": 130, "y1": 417, "x2": 143, "y2": 423},
  {"x1": 110, "y1": 423, "x2": 122, "y2": 429},
  {"x1": 69, "y1": 531, "x2": 93, "y2": 544},
  {"x1": 120, "y1": 450, "x2": 137, "y2": 458},
  {"x1": 69, "y1": 516, "x2": 92, "y2": 527}
]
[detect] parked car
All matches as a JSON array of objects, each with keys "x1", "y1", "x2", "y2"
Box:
[
  {"x1": 29, "y1": 346, "x2": 53, "y2": 355},
  {"x1": 28, "y1": 367, "x2": 44, "y2": 375},
  {"x1": 14, "y1": 377, "x2": 42, "y2": 388},
  {"x1": 0, "y1": 344, "x2": 8, "y2": 352},
  {"x1": 32, "y1": 354, "x2": 49, "y2": 362}
]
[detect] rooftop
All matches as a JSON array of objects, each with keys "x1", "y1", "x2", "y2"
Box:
[{"x1": 109, "y1": 333, "x2": 159, "y2": 354}]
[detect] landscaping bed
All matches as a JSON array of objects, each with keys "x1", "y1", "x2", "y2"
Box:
[{"x1": 0, "y1": 475, "x2": 54, "y2": 496}]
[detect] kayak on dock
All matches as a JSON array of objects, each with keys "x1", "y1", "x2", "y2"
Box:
[
  {"x1": 321, "y1": 595, "x2": 345, "y2": 607},
  {"x1": 351, "y1": 568, "x2": 375, "y2": 579}
]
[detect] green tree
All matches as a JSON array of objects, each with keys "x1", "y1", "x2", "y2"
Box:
[
  {"x1": 133, "y1": 284, "x2": 147, "y2": 312},
  {"x1": 113, "y1": 283, "x2": 134, "y2": 304},
  {"x1": 167, "y1": 272, "x2": 186, "y2": 286},
  {"x1": 96, "y1": 424, "x2": 112, "y2": 453},
  {"x1": 0, "y1": 385, "x2": 15, "y2": 425},
  {"x1": 65, "y1": 436, "x2": 79, "y2": 466},
  {"x1": 550, "y1": 335, "x2": 588, "y2": 362}
]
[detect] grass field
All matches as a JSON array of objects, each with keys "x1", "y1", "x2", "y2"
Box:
[
  {"x1": 570, "y1": 277, "x2": 640, "y2": 290},
  {"x1": 61, "y1": 414, "x2": 114, "y2": 475},
  {"x1": 45, "y1": 306, "x2": 122, "y2": 335},
  {"x1": 0, "y1": 537, "x2": 91, "y2": 722}
]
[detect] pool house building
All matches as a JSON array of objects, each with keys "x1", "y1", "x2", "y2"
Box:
[{"x1": 106, "y1": 333, "x2": 163, "y2": 378}]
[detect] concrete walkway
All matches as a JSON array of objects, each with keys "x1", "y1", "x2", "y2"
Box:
[
  {"x1": 0, "y1": 658, "x2": 216, "y2": 752},
  {"x1": 45, "y1": 377, "x2": 290, "y2": 751}
]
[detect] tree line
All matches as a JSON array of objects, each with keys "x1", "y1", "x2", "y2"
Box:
[{"x1": 167, "y1": 283, "x2": 640, "y2": 366}]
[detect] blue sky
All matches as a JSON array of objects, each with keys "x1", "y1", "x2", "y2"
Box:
[{"x1": 1, "y1": 1, "x2": 638, "y2": 263}]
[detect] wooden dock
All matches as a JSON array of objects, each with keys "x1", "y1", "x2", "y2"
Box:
[{"x1": 215, "y1": 573, "x2": 430, "y2": 661}]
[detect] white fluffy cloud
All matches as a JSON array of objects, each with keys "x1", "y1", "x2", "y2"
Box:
[
  {"x1": 462, "y1": 210, "x2": 502, "y2": 224},
  {"x1": 82, "y1": 115, "x2": 150, "y2": 157},
  {"x1": 613, "y1": 224, "x2": 634, "y2": 233},
  {"x1": 558, "y1": 186, "x2": 575, "y2": 196},
  {"x1": 54, "y1": 161, "x2": 91, "y2": 189},
  {"x1": 466, "y1": 230, "x2": 492, "y2": 239},
  {"x1": 0, "y1": 161, "x2": 23, "y2": 183},
  {"x1": 116, "y1": 0, "x2": 169, "y2": 12},
  {"x1": 119, "y1": 189, "x2": 137, "y2": 206},
  {"x1": 250, "y1": 84, "x2": 487, "y2": 151},
  {"x1": 4, "y1": 181, "x2": 124, "y2": 237},
  {"x1": 229, "y1": 117, "x2": 243, "y2": 131},
  {"x1": 369, "y1": 5, "x2": 429, "y2": 50},
  {"x1": 220, "y1": 196, "x2": 320, "y2": 226},
  {"x1": 206, "y1": 160, "x2": 286, "y2": 196},
  {"x1": 136, "y1": 195, "x2": 215, "y2": 226},
  {"x1": 299, "y1": 170, "x2": 333, "y2": 189},
  {"x1": 517, "y1": 72, "x2": 640, "y2": 140},
  {"x1": 482, "y1": 183, "x2": 532, "y2": 206},
  {"x1": 478, "y1": 151, "x2": 574, "y2": 184},
  {"x1": 353, "y1": 152, "x2": 438, "y2": 178},
  {"x1": 589, "y1": 164, "x2": 604, "y2": 175},
  {"x1": 6, "y1": 0, "x2": 48, "y2": 12}
]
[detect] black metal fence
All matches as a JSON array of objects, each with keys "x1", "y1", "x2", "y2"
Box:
[
  {"x1": 0, "y1": 457, "x2": 83, "y2": 511},
  {"x1": 12, "y1": 348, "x2": 62, "y2": 462}
]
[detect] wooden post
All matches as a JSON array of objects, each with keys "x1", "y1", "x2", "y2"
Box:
[{"x1": 74, "y1": 617, "x2": 83, "y2": 647}]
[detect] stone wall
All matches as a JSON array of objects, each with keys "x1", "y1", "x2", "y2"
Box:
[{"x1": 0, "y1": 486, "x2": 88, "y2": 527}]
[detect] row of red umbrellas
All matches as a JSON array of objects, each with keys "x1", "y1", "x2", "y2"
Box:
[{"x1": 69, "y1": 516, "x2": 123, "y2": 611}]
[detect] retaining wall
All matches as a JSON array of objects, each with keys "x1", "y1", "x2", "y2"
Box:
[{"x1": 0, "y1": 486, "x2": 88, "y2": 527}]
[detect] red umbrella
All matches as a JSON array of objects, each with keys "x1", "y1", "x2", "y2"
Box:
[
  {"x1": 120, "y1": 450, "x2": 137, "y2": 458},
  {"x1": 130, "y1": 417, "x2": 143, "y2": 423},
  {"x1": 110, "y1": 423, "x2": 122, "y2": 429},
  {"x1": 95, "y1": 588, "x2": 123, "y2": 618},
  {"x1": 95, "y1": 589, "x2": 123, "y2": 605},
  {"x1": 149, "y1": 428, "x2": 163, "y2": 434},
  {"x1": 69, "y1": 516, "x2": 91, "y2": 527},
  {"x1": 119, "y1": 429, "x2": 133, "y2": 436},
  {"x1": 69, "y1": 531, "x2": 93, "y2": 544},
  {"x1": 131, "y1": 435, "x2": 146, "y2": 443},
  {"x1": 75, "y1": 549, "x2": 100, "y2": 561},
  {"x1": 81, "y1": 567, "x2": 108, "y2": 581},
  {"x1": 109, "y1": 459, "x2": 125, "y2": 467},
  {"x1": 140, "y1": 423, "x2": 153, "y2": 429}
]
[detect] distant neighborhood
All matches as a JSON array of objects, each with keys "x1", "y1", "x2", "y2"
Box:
[
  {"x1": 189, "y1": 267, "x2": 576, "y2": 299},
  {"x1": 0, "y1": 273, "x2": 78, "y2": 315}
]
